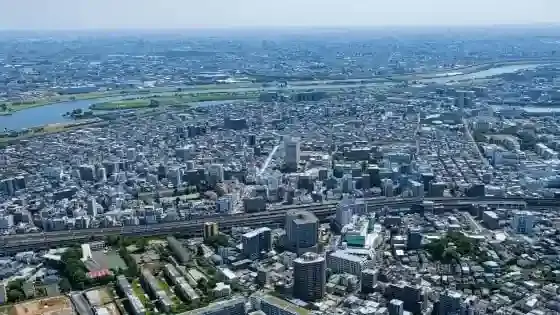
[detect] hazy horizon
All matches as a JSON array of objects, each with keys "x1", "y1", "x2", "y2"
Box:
[{"x1": 1, "y1": 0, "x2": 559, "y2": 31}]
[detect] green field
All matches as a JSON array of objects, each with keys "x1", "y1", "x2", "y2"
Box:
[
  {"x1": 157, "y1": 278, "x2": 171, "y2": 293},
  {"x1": 132, "y1": 279, "x2": 150, "y2": 306},
  {"x1": 0, "y1": 92, "x2": 124, "y2": 114},
  {"x1": 90, "y1": 91, "x2": 258, "y2": 110},
  {"x1": 0, "y1": 120, "x2": 99, "y2": 144}
]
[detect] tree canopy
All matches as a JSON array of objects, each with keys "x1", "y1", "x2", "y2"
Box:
[{"x1": 424, "y1": 232, "x2": 478, "y2": 264}]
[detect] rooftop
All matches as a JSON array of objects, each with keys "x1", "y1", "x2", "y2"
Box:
[
  {"x1": 9, "y1": 296, "x2": 74, "y2": 315},
  {"x1": 259, "y1": 294, "x2": 310, "y2": 315}
]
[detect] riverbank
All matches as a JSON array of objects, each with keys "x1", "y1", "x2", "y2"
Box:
[
  {"x1": 0, "y1": 83, "x2": 257, "y2": 115},
  {"x1": 0, "y1": 120, "x2": 100, "y2": 145},
  {"x1": 1, "y1": 60, "x2": 558, "y2": 130},
  {"x1": 90, "y1": 91, "x2": 259, "y2": 110},
  {"x1": 2, "y1": 59, "x2": 557, "y2": 116},
  {"x1": 0, "y1": 91, "x2": 129, "y2": 115}
]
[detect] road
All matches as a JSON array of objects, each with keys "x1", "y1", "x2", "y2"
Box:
[
  {"x1": 259, "y1": 143, "x2": 280, "y2": 176},
  {"x1": 415, "y1": 113, "x2": 421, "y2": 155},
  {"x1": 462, "y1": 117, "x2": 491, "y2": 169},
  {"x1": 464, "y1": 212, "x2": 484, "y2": 233}
]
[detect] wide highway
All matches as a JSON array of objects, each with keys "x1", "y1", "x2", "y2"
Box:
[{"x1": 0, "y1": 196, "x2": 554, "y2": 254}]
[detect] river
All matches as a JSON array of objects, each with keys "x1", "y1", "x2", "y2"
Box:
[
  {"x1": 418, "y1": 64, "x2": 543, "y2": 83},
  {"x1": 0, "y1": 63, "x2": 550, "y2": 131}
]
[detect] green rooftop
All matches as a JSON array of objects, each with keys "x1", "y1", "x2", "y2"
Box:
[{"x1": 261, "y1": 294, "x2": 310, "y2": 315}]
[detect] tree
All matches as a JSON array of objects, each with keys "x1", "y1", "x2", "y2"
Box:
[
  {"x1": 119, "y1": 247, "x2": 139, "y2": 277},
  {"x1": 425, "y1": 241, "x2": 445, "y2": 261},
  {"x1": 206, "y1": 279, "x2": 216, "y2": 290},
  {"x1": 106, "y1": 235, "x2": 121, "y2": 246},
  {"x1": 196, "y1": 245, "x2": 204, "y2": 257},
  {"x1": 149, "y1": 99, "x2": 160, "y2": 107},
  {"x1": 0, "y1": 103, "x2": 7, "y2": 111},
  {"x1": 135, "y1": 238, "x2": 148, "y2": 252},
  {"x1": 196, "y1": 278, "x2": 208, "y2": 292},
  {"x1": 7, "y1": 289, "x2": 24, "y2": 303},
  {"x1": 59, "y1": 278, "x2": 72, "y2": 293},
  {"x1": 203, "y1": 234, "x2": 229, "y2": 250},
  {"x1": 442, "y1": 248, "x2": 459, "y2": 264},
  {"x1": 8, "y1": 279, "x2": 24, "y2": 291}
]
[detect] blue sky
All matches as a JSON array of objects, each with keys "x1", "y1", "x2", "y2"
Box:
[{"x1": 0, "y1": 0, "x2": 559, "y2": 30}]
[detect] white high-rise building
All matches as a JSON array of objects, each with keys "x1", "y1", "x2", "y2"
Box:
[
  {"x1": 87, "y1": 197, "x2": 98, "y2": 216},
  {"x1": 126, "y1": 147, "x2": 136, "y2": 161},
  {"x1": 284, "y1": 137, "x2": 300, "y2": 170},
  {"x1": 511, "y1": 211, "x2": 535, "y2": 235},
  {"x1": 336, "y1": 197, "x2": 353, "y2": 228},
  {"x1": 327, "y1": 250, "x2": 372, "y2": 276}
]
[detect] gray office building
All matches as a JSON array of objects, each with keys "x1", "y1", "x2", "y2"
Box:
[
  {"x1": 285, "y1": 210, "x2": 318, "y2": 254},
  {"x1": 361, "y1": 269, "x2": 378, "y2": 293},
  {"x1": 242, "y1": 227, "x2": 272, "y2": 259}
]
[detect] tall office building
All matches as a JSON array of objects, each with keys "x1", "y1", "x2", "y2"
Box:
[
  {"x1": 126, "y1": 147, "x2": 137, "y2": 160},
  {"x1": 204, "y1": 222, "x2": 219, "y2": 240},
  {"x1": 511, "y1": 211, "x2": 535, "y2": 235},
  {"x1": 284, "y1": 137, "x2": 300, "y2": 171},
  {"x1": 0, "y1": 214, "x2": 14, "y2": 231},
  {"x1": 293, "y1": 252, "x2": 326, "y2": 302},
  {"x1": 216, "y1": 195, "x2": 233, "y2": 213},
  {"x1": 385, "y1": 282, "x2": 428, "y2": 314},
  {"x1": 409, "y1": 180, "x2": 424, "y2": 197},
  {"x1": 335, "y1": 197, "x2": 353, "y2": 228},
  {"x1": 242, "y1": 227, "x2": 272, "y2": 259},
  {"x1": 361, "y1": 269, "x2": 378, "y2": 293},
  {"x1": 455, "y1": 90, "x2": 474, "y2": 110},
  {"x1": 341, "y1": 174, "x2": 354, "y2": 193},
  {"x1": 79, "y1": 165, "x2": 96, "y2": 181},
  {"x1": 382, "y1": 178, "x2": 394, "y2": 197},
  {"x1": 389, "y1": 299, "x2": 404, "y2": 315},
  {"x1": 438, "y1": 290, "x2": 462, "y2": 315},
  {"x1": 285, "y1": 210, "x2": 318, "y2": 254},
  {"x1": 97, "y1": 167, "x2": 107, "y2": 182},
  {"x1": 407, "y1": 228, "x2": 423, "y2": 250},
  {"x1": 87, "y1": 197, "x2": 98, "y2": 217},
  {"x1": 208, "y1": 164, "x2": 225, "y2": 186}
]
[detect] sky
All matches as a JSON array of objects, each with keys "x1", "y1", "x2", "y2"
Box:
[{"x1": 0, "y1": 0, "x2": 559, "y2": 30}]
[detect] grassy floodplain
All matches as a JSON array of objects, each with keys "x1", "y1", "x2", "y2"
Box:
[
  {"x1": 0, "y1": 91, "x2": 127, "y2": 115},
  {"x1": 90, "y1": 91, "x2": 259, "y2": 110},
  {"x1": 0, "y1": 120, "x2": 100, "y2": 145},
  {"x1": 0, "y1": 82, "x2": 257, "y2": 115}
]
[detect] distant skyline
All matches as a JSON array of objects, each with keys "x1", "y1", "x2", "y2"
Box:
[{"x1": 1, "y1": 0, "x2": 559, "y2": 30}]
